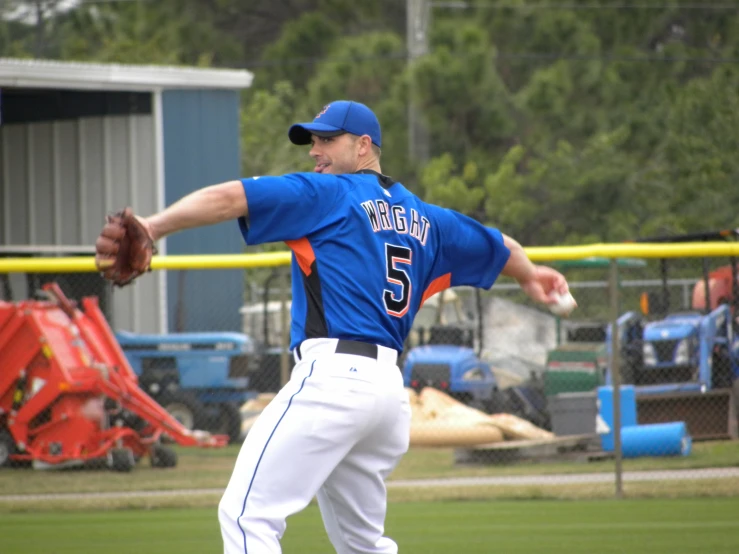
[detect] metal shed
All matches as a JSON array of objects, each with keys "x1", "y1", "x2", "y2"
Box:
[{"x1": 0, "y1": 58, "x2": 253, "y2": 334}]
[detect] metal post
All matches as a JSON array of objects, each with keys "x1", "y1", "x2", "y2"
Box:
[
  {"x1": 731, "y1": 256, "x2": 739, "y2": 333},
  {"x1": 609, "y1": 258, "x2": 623, "y2": 499},
  {"x1": 682, "y1": 283, "x2": 690, "y2": 311},
  {"x1": 475, "y1": 288, "x2": 484, "y2": 357},
  {"x1": 702, "y1": 257, "x2": 711, "y2": 314},
  {"x1": 407, "y1": 0, "x2": 430, "y2": 163},
  {"x1": 262, "y1": 270, "x2": 277, "y2": 347},
  {"x1": 660, "y1": 259, "x2": 670, "y2": 314},
  {"x1": 279, "y1": 268, "x2": 290, "y2": 388},
  {"x1": 34, "y1": 1, "x2": 45, "y2": 58},
  {"x1": 435, "y1": 289, "x2": 445, "y2": 325}
]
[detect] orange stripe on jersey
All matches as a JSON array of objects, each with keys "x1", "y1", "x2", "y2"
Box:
[
  {"x1": 420, "y1": 273, "x2": 452, "y2": 307},
  {"x1": 286, "y1": 238, "x2": 316, "y2": 276}
]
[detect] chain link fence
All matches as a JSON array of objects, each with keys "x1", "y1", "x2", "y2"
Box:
[
  {"x1": 0, "y1": 253, "x2": 738, "y2": 497},
  {"x1": 406, "y1": 254, "x2": 739, "y2": 476}
]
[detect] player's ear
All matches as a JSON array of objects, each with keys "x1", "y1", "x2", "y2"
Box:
[{"x1": 358, "y1": 135, "x2": 373, "y2": 157}]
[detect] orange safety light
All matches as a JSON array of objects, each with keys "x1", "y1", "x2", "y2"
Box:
[{"x1": 640, "y1": 292, "x2": 650, "y2": 315}]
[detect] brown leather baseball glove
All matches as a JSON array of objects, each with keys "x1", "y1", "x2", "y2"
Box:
[{"x1": 95, "y1": 207, "x2": 156, "y2": 287}]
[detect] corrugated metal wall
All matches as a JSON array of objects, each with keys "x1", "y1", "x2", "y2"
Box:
[
  {"x1": 0, "y1": 115, "x2": 162, "y2": 333},
  {"x1": 161, "y1": 89, "x2": 243, "y2": 332}
]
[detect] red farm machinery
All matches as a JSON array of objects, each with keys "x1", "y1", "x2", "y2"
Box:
[{"x1": 0, "y1": 283, "x2": 228, "y2": 472}]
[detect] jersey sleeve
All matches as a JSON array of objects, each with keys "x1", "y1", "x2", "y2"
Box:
[
  {"x1": 437, "y1": 209, "x2": 511, "y2": 290},
  {"x1": 237, "y1": 173, "x2": 343, "y2": 245}
]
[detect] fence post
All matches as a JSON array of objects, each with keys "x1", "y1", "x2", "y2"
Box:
[
  {"x1": 279, "y1": 267, "x2": 290, "y2": 388},
  {"x1": 609, "y1": 258, "x2": 624, "y2": 499}
]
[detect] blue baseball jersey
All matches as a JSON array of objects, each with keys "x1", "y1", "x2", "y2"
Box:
[{"x1": 238, "y1": 170, "x2": 511, "y2": 352}]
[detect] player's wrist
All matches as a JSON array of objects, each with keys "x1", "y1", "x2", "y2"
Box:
[{"x1": 142, "y1": 216, "x2": 162, "y2": 242}]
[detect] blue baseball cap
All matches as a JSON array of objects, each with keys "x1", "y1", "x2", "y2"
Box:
[{"x1": 288, "y1": 100, "x2": 382, "y2": 148}]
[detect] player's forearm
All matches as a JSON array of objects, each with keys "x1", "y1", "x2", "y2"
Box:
[
  {"x1": 500, "y1": 234, "x2": 537, "y2": 284},
  {"x1": 146, "y1": 180, "x2": 247, "y2": 241}
]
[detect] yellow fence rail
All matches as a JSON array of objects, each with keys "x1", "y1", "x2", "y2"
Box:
[
  {"x1": 0, "y1": 251, "x2": 293, "y2": 273},
  {"x1": 0, "y1": 242, "x2": 737, "y2": 273},
  {"x1": 526, "y1": 242, "x2": 739, "y2": 261}
]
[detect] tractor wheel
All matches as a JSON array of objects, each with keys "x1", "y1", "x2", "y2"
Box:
[
  {"x1": 108, "y1": 447, "x2": 136, "y2": 472},
  {"x1": 712, "y1": 348, "x2": 733, "y2": 389},
  {"x1": 158, "y1": 390, "x2": 204, "y2": 431},
  {"x1": 150, "y1": 444, "x2": 178, "y2": 469},
  {"x1": 0, "y1": 429, "x2": 16, "y2": 468},
  {"x1": 483, "y1": 389, "x2": 513, "y2": 415},
  {"x1": 212, "y1": 403, "x2": 244, "y2": 444}
]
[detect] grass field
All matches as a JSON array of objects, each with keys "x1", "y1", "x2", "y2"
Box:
[
  {"x1": 1, "y1": 441, "x2": 738, "y2": 513},
  {"x1": 1, "y1": 440, "x2": 737, "y2": 496},
  {"x1": 2, "y1": 498, "x2": 738, "y2": 554}
]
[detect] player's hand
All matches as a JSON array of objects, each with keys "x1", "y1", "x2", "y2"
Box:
[
  {"x1": 95, "y1": 208, "x2": 156, "y2": 287},
  {"x1": 518, "y1": 265, "x2": 573, "y2": 307}
]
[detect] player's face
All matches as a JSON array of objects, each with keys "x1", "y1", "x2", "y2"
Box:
[{"x1": 309, "y1": 134, "x2": 360, "y2": 175}]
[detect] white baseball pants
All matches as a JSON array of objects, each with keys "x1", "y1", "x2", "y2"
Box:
[{"x1": 219, "y1": 338, "x2": 412, "y2": 554}]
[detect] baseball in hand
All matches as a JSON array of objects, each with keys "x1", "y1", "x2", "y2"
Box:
[{"x1": 549, "y1": 291, "x2": 577, "y2": 316}]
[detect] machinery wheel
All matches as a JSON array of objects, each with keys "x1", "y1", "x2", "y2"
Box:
[
  {"x1": 150, "y1": 444, "x2": 178, "y2": 469},
  {"x1": 0, "y1": 429, "x2": 16, "y2": 468},
  {"x1": 157, "y1": 390, "x2": 204, "y2": 431},
  {"x1": 212, "y1": 403, "x2": 244, "y2": 444},
  {"x1": 483, "y1": 389, "x2": 513, "y2": 415},
  {"x1": 108, "y1": 447, "x2": 136, "y2": 472},
  {"x1": 712, "y1": 348, "x2": 733, "y2": 389},
  {"x1": 84, "y1": 457, "x2": 109, "y2": 471}
]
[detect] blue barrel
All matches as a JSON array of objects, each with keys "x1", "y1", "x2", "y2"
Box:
[
  {"x1": 597, "y1": 386, "x2": 637, "y2": 452},
  {"x1": 621, "y1": 422, "x2": 692, "y2": 458}
]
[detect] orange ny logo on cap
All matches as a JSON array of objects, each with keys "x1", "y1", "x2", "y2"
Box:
[{"x1": 315, "y1": 104, "x2": 331, "y2": 119}]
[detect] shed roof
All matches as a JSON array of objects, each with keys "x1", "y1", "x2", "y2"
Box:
[{"x1": 0, "y1": 58, "x2": 253, "y2": 92}]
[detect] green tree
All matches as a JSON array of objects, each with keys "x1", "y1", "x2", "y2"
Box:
[
  {"x1": 646, "y1": 66, "x2": 739, "y2": 235},
  {"x1": 483, "y1": 127, "x2": 640, "y2": 245},
  {"x1": 419, "y1": 154, "x2": 486, "y2": 217},
  {"x1": 304, "y1": 31, "x2": 406, "y2": 107},
  {"x1": 11, "y1": 0, "x2": 739, "y2": 246},
  {"x1": 58, "y1": 1, "x2": 239, "y2": 65},
  {"x1": 241, "y1": 81, "x2": 313, "y2": 177},
  {"x1": 412, "y1": 21, "x2": 518, "y2": 164},
  {"x1": 256, "y1": 12, "x2": 340, "y2": 90}
]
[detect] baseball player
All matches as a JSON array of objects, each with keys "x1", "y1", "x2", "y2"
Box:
[{"x1": 95, "y1": 100, "x2": 574, "y2": 553}]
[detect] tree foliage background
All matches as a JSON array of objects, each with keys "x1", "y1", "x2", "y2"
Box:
[{"x1": 2, "y1": 0, "x2": 738, "y2": 246}]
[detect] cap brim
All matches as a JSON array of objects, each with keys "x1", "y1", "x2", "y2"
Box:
[{"x1": 288, "y1": 122, "x2": 346, "y2": 145}]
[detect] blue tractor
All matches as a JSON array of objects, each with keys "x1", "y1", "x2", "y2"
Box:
[
  {"x1": 403, "y1": 344, "x2": 498, "y2": 406},
  {"x1": 605, "y1": 230, "x2": 739, "y2": 439},
  {"x1": 609, "y1": 307, "x2": 738, "y2": 393},
  {"x1": 402, "y1": 332, "x2": 551, "y2": 429},
  {"x1": 116, "y1": 330, "x2": 261, "y2": 443},
  {"x1": 639, "y1": 306, "x2": 736, "y2": 392}
]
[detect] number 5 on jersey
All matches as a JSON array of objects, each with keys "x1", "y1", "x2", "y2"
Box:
[{"x1": 384, "y1": 243, "x2": 412, "y2": 317}]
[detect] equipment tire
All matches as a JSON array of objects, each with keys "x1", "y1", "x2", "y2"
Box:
[
  {"x1": 0, "y1": 429, "x2": 16, "y2": 468},
  {"x1": 712, "y1": 347, "x2": 733, "y2": 389},
  {"x1": 484, "y1": 389, "x2": 513, "y2": 415},
  {"x1": 212, "y1": 402, "x2": 243, "y2": 444},
  {"x1": 108, "y1": 447, "x2": 136, "y2": 472},
  {"x1": 157, "y1": 390, "x2": 204, "y2": 431},
  {"x1": 150, "y1": 444, "x2": 178, "y2": 468}
]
